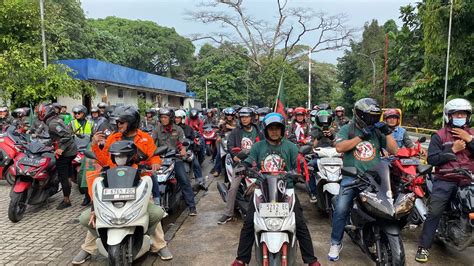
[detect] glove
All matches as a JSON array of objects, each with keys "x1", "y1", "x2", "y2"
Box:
[
  {"x1": 234, "y1": 162, "x2": 248, "y2": 177},
  {"x1": 374, "y1": 121, "x2": 392, "y2": 135},
  {"x1": 358, "y1": 126, "x2": 373, "y2": 140}
]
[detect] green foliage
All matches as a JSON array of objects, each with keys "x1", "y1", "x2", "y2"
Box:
[{"x1": 137, "y1": 96, "x2": 155, "y2": 116}]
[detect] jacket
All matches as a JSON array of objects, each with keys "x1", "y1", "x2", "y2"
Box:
[{"x1": 46, "y1": 115, "x2": 77, "y2": 157}]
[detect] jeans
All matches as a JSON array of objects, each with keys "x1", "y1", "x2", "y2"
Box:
[
  {"x1": 192, "y1": 157, "x2": 203, "y2": 183},
  {"x1": 307, "y1": 159, "x2": 318, "y2": 195},
  {"x1": 223, "y1": 175, "x2": 243, "y2": 217},
  {"x1": 419, "y1": 178, "x2": 458, "y2": 249},
  {"x1": 151, "y1": 173, "x2": 160, "y2": 199},
  {"x1": 175, "y1": 160, "x2": 196, "y2": 209},
  {"x1": 330, "y1": 176, "x2": 358, "y2": 245},
  {"x1": 213, "y1": 148, "x2": 222, "y2": 173},
  {"x1": 236, "y1": 195, "x2": 318, "y2": 264}
]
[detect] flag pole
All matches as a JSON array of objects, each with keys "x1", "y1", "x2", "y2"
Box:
[{"x1": 275, "y1": 74, "x2": 283, "y2": 112}]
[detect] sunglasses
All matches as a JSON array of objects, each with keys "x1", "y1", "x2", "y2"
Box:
[
  {"x1": 73, "y1": 112, "x2": 81, "y2": 115},
  {"x1": 117, "y1": 120, "x2": 126, "y2": 125}
]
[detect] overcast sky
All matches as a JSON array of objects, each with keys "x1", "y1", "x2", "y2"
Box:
[{"x1": 81, "y1": 0, "x2": 417, "y2": 64}]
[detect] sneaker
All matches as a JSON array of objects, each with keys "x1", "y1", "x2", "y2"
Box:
[
  {"x1": 309, "y1": 194, "x2": 317, "y2": 203},
  {"x1": 217, "y1": 215, "x2": 232, "y2": 225},
  {"x1": 415, "y1": 246, "x2": 429, "y2": 263},
  {"x1": 198, "y1": 181, "x2": 208, "y2": 191},
  {"x1": 157, "y1": 246, "x2": 173, "y2": 261},
  {"x1": 328, "y1": 243, "x2": 343, "y2": 261},
  {"x1": 57, "y1": 201, "x2": 72, "y2": 210},
  {"x1": 81, "y1": 196, "x2": 91, "y2": 207},
  {"x1": 189, "y1": 207, "x2": 197, "y2": 216},
  {"x1": 211, "y1": 170, "x2": 220, "y2": 177},
  {"x1": 231, "y1": 259, "x2": 245, "y2": 266},
  {"x1": 153, "y1": 197, "x2": 161, "y2": 205},
  {"x1": 71, "y1": 250, "x2": 91, "y2": 264}
]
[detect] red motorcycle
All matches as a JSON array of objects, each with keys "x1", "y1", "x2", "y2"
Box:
[
  {"x1": 0, "y1": 131, "x2": 28, "y2": 185},
  {"x1": 390, "y1": 136, "x2": 432, "y2": 225},
  {"x1": 203, "y1": 124, "x2": 218, "y2": 157},
  {"x1": 8, "y1": 141, "x2": 59, "y2": 222}
]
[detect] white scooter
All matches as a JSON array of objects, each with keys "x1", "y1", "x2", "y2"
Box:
[
  {"x1": 85, "y1": 141, "x2": 167, "y2": 265},
  {"x1": 313, "y1": 147, "x2": 343, "y2": 218}
]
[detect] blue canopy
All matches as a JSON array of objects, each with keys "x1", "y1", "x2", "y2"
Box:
[{"x1": 57, "y1": 59, "x2": 186, "y2": 95}]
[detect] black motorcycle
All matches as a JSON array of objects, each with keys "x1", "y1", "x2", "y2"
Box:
[
  {"x1": 425, "y1": 167, "x2": 474, "y2": 251},
  {"x1": 342, "y1": 160, "x2": 415, "y2": 266}
]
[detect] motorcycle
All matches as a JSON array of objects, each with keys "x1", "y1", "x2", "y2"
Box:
[
  {"x1": 342, "y1": 161, "x2": 416, "y2": 265},
  {"x1": 0, "y1": 131, "x2": 28, "y2": 185},
  {"x1": 203, "y1": 124, "x2": 218, "y2": 157},
  {"x1": 216, "y1": 147, "x2": 255, "y2": 218},
  {"x1": 311, "y1": 146, "x2": 343, "y2": 218},
  {"x1": 8, "y1": 141, "x2": 59, "y2": 222},
  {"x1": 85, "y1": 141, "x2": 167, "y2": 265},
  {"x1": 426, "y1": 167, "x2": 474, "y2": 251},
  {"x1": 219, "y1": 131, "x2": 231, "y2": 181}
]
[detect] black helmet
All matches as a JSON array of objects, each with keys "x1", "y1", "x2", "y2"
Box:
[
  {"x1": 145, "y1": 109, "x2": 156, "y2": 116},
  {"x1": 256, "y1": 107, "x2": 271, "y2": 116},
  {"x1": 97, "y1": 102, "x2": 107, "y2": 109},
  {"x1": 353, "y1": 98, "x2": 382, "y2": 128},
  {"x1": 189, "y1": 108, "x2": 199, "y2": 119},
  {"x1": 111, "y1": 105, "x2": 140, "y2": 133},
  {"x1": 158, "y1": 107, "x2": 174, "y2": 119},
  {"x1": 238, "y1": 107, "x2": 254, "y2": 117},
  {"x1": 36, "y1": 103, "x2": 57, "y2": 121},
  {"x1": 72, "y1": 105, "x2": 88, "y2": 115},
  {"x1": 262, "y1": 113, "x2": 286, "y2": 140},
  {"x1": 12, "y1": 108, "x2": 27, "y2": 118},
  {"x1": 232, "y1": 105, "x2": 242, "y2": 112},
  {"x1": 318, "y1": 103, "x2": 332, "y2": 111},
  {"x1": 104, "y1": 105, "x2": 116, "y2": 119},
  {"x1": 91, "y1": 107, "x2": 100, "y2": 113},
  {"x1": 316, "y1": 110, "x2": 333, "y2": 128},
  {"x1": 223, "y1": 107, "x2": 236, "y2": 116},
  {"x1": 109, "y1": 140, "x2": 138, "y2": 166}
]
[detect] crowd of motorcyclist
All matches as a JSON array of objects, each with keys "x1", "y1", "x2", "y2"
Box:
[{"x1": 0, "y1": 95, "x2": 472, "y2": 265}]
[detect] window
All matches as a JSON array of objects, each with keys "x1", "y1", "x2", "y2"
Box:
[{"x1": 118, "y1": 89, "x2": 124, "y2": 98}]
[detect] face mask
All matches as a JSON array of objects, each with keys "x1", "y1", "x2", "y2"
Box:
[
  {"x1": 115, "y1": 155, "x2": 128, "y2": 166},
  {"x1": 452, "y1": 118, "x2": 466, "y2": 127}
]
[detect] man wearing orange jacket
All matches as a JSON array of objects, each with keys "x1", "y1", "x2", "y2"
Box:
[{"x1": 72, "y1": 106, "x2": 173, "y2": 264}]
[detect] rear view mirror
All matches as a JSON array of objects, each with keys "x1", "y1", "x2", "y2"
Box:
[
  {"x1": 418, "y1": 136, "x2": 426, "y2": 143},
  {"x1": 299, "y1": 145, "x2": 312, "y2": 155},
  {"x1": 154, "y1": 146, "x2": 168, "y2": 156},
  {"x1": 84, "y1": 150, "x2": 97, "y2": 160},
  {"x1": 342, "y1": 167, "x2": 358, "y2": 177},
  {"x1": 182, "y1": 139, "x2": 192, "y2": 147}
]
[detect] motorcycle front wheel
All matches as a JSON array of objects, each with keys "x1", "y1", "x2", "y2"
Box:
[
  {"x1": 3, "y1": 165, "x2": 14, "y2": 185},
  {"x1": 376, "y1": 232, "x2": 405, "y2": 266},
  {"x1": 8, "y1": 190, "x2": 28, "y2": 222},
  {"x1": 108, "y1": 237, "x2": 131, "y2": 266}
]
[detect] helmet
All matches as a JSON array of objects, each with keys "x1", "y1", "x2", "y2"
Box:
[
  {"x1": 444, "y1": 98, "x2": 472, "y2": 126},
  {"x1": 91, "y1": 107, "x2": 100, "y2": 113},
  {"x1": 310, "y1": 110, "x2": 318, "y2": 122},
  {"x1": 294, "y1": 107, "x2": 307, "y2": 116},
  {"x1": 97, "y1": 102, "x2": 107, "y2": 109},
  {"x1": 313, "y1": 105, "x2": 320, "y2": 111},
  {"x1": 256, "y1": 107, "x2": 271, "y2": 116},
  {"x1": 383, "y1": 108, "x2": 400, "y2": 120},
  {"x1": 316, "y1": 110, "x2": 333, "y2": 128},
  {"x1": 111, "y1": 105, "x2": 140, "y2": 133},
  {"x1": 238, "y1": 107, "x2": 254, "y2": 117},
  {"x1": 36, "y1": 103, "x2": 57, "y2": 121},
  {"x1": 263, "y1": 112, "x2": 286, "y2": 140},
  {"x1": 175, "y1": 109, "x2": 186, "y2": 119},
  {"x1": 12, "y1": 108, "x2": 27, "y2": 118},
  {"x1": 223, "y1": 107, "x2": 236, "y2": 116},
  {"x1": 72, "y1": 105, "x2": 88, "y2": 115},
  {"x1": 318, "y1": 103, "x2": 331, "y2": 110},
  {"x1": 0, "y1": 106, "x2": 8, "y2": 112},
  {"x1": 104, "y1": 105, "x2": 116, "y2": 119},
  {"x1": 353, "y1": 98, "x2": 382, "y2": 128},
  {"x1": 109, "y1": 141, "x2": 138, "y2": 166},
  {"x1": 287, "y1": 108, "x2": 294, "y2": 116},
  {"x1": 189, "y1": 108, "x2": 199, "y2": 119},
  {"x1": 232, "y1": 105, "x2": 242, "y2": 112},
  {"x1": 158, "y1": 107, "x2": 174, "y2": 118},
  {"x1": 335, "y1": 106, "x2": 345, "y2": 112}
]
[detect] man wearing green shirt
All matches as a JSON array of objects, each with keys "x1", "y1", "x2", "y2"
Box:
[
  {"x1": 328, "y1": 98, "x2": 398, "y2": 261},
  {"x1": 231, "y1": 112, "x2": 320, "y2": 266},
  {"x1": 60, "y1": 105, "x2": 73, "y2": 125}
]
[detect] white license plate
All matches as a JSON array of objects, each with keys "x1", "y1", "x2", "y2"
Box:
[
  {"x1": 400, "y1": 158, "x2": 420, "y2": 165},
  {"x1": 320, "y1": 157, "x2": 342, "y2": 165},
  {"x1": 259, "y1": 203, "x2": 290, "y2": 217},
  {"x1": 102, "y1": 188, "x2": 136, "y2": 201}
]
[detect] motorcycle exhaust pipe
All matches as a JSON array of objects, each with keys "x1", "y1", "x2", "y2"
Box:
[
  {"x1": 217, "y1": 182, "x2": 228, "y2": 203},
  {"x1": 415, "y1": 198, "x2": 428, "y2": 222}
]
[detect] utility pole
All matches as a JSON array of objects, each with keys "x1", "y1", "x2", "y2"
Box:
[
  {"x1": 442, "y1": 0, "x2": 454, "y2": 127},
  {"x1": 308, "y1": 49, "x2": 312, "y2": 109},
  {"x1": 205, "y1": 78, "x2": 209, "y2": 109},
  {"x1": 39, "y1": 0, "x2": 47, "y2": 68},
  {"x1": 383, "y1": 33, "x2": 389, "y2": 108},
  {"x1": 357, "y1": 49, "x2": 381, "y2": 92}
]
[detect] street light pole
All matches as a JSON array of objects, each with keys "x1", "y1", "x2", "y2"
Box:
[
  {"x1": 308, "y1": 49, "x2": 312, "y2": 109},
  {"x1": 357, "y1": 49, "x2": 381, "y2": 91},
  {"x1": 205, "y1": 78, "x2": 209, "y2": 109},
  {"x1": 442, "y1": 0, "x2": 454, "y2": 127},
  {"x1": 39, "y1": 0, "x2": 47, "y2": 68}
]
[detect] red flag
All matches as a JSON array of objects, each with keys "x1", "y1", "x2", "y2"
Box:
[{"x1": 274, "y1": 74, "x2": 287, "y2": 119}]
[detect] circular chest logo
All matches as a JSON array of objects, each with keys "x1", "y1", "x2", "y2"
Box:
[
  {"x1": 262, "y1": 154, "x2": 284, "y2": 172},
  {"x1": 241, "y1": 137, "x2": 254, "y2": 151},
  {"x1": 117, "y1": 170, "x2": 126, "y2": 177},
  {"x1": 353, "y1": 141, "x2": 376, "y2": 161}
]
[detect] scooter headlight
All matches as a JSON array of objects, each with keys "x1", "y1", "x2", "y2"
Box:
[{"x1": 265, "y1": 218, "x2": 283, "y2": 231}]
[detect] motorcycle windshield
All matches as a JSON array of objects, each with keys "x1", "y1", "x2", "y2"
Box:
[
  {"x1": 362, "y1": 161, "x2": 396, "y2": 217},
  {"x1": 27, "y1": 142, "x2": 53, "y2": 154},
  {"x1": 74, "y1": 136, "x2": 90, "y2": 151},
  {"x1": 262, "y1": 175, "x2": 283, "y2": 203},
  {"x1": 106, "y1": 166, "x2": 138, "y2": 188}
]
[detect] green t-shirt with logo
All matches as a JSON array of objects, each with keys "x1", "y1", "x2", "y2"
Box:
[
  {"x1": 245, "y1": 139, "x2": 298, "y2": 172},
  {"x1": 241, "y1": 127, "x2": 258, "y2": 151},
  {"x1": 335, "y1": 124, "x2": 387, "y2": 173}
]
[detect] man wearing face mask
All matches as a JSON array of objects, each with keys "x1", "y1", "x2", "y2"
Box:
[
  {"x1": 415, "y1": 98, "x2": 474, "y2": 263},
  {"x1": 217, "y1": 107, "x2": 264, "y2": 224}
]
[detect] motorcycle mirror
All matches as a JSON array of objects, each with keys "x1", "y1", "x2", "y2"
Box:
[
  {"x1": 444, "y1": 153, "x2": 457, "y2": 161},
  {"x1": 182, "y1": 139, "x2": 192, "y2": 147},
  {"x1": 154, "y1": 146, "x2": 168, "y2": 156},
  {"x1": 341, "y1": 167, "x2": 358, "y2": 177},
  {"x1": 84, "y1": 150, "x2": 97, "y2": 160},
  {"x1": 418, "y1": 136, "x2": 426, "y2": 143},
  {"x1": 299, "y1": 145, "x2": 312, "y2": 155}
]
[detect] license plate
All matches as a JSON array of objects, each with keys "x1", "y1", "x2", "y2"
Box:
[
  {"x1": 20, "y1": 157, "x2": 42, "y2": 166},
  {"x1": 400, "y1": 158, "x2": 420, "y2": 165},
  {"x1": 102, "y1": 188, "x2": 136, "y2": 201},
  {"x1": 320, "y1": 157, "x2": 343, "y2": 165},
  {"x1": 259, "y1": 203, "x2": 290, "y2": 217}
]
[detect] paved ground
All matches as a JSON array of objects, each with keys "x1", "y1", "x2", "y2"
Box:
[{"x1": 0, "y1": 157, "x2": 473, "y2": 265}]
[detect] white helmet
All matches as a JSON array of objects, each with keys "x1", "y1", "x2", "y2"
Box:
[
  {"x1": 444, "y1": 98, "x2": 472, "y2": 125},
  {"x1": 175, "y1": 109, "x2": 186, "y2": 119}
]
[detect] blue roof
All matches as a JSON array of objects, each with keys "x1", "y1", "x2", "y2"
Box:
[{"x1": 57, "y1": 59, "x2": 186, "y2": 95}]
